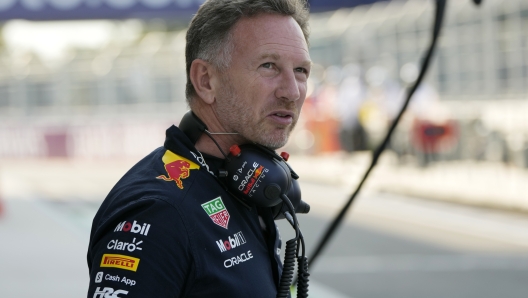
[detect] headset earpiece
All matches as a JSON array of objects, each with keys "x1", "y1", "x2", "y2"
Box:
[
  {"x1": 221, "y1": 144, "x2": 310, "y2": 217},
  {"x1": 222, "y1": 144, "x2": 291, "y2": 208},
  {"x1": 179, "y1": 110, "x2": 310, "y2": 215}
]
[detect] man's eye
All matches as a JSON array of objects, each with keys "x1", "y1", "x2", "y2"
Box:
[
  {"x1": 261, "y1": 63, "x2": 273, "y2": 69},
  {"x1": 295, "y1": 67, "x2": 308, "y2": 74}
]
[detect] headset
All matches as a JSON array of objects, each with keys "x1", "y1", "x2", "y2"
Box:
[
  {"x1": 179, "y1": 110, "x2": 310, "y2": 298},
  {"x1": 179, "y1": 110, "x2": 310, "y2": 218}
]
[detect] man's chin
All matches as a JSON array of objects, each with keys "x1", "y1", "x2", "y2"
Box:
[
  {"x1": 240, "y1": 125, "x2": 292, "y2": 149},
  {"x1": 256, "y1": 134, "x2": 289, "y2": 150}
]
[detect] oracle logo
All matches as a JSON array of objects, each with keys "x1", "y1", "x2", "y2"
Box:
[{"x1": 223, "y1": 250, "x2": 253, "y2": 268}]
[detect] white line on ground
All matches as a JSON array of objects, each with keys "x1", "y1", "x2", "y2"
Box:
[
  {"x1": 314, "y1": 254, "x2": 528, "y2": 274},
  {"x1": 359, "y1": 193, "x2": 528, "y2": 247},
  {"x1": 298, "y1": 280, "x2": 353, "y2": 298}
]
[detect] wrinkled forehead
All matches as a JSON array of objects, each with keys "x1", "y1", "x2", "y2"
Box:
[{"x1": 230, "y1": 13, "x2": 309, "y2": 55}]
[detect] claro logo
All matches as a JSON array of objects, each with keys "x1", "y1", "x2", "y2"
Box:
[
  {"x1": 114, "y1": 220, "x2": 151, "y2": 236},
  {"x1": 107, "y1": 238, "x2": 143, "y2": 252}
]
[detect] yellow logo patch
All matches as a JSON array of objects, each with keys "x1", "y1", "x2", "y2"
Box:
[{"x1": 100, "y1": 254, "x2": 140, "y2": 272}]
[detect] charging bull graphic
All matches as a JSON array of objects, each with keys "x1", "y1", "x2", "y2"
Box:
[{"x1": 156, "y1": 151, "x2": 200, "y2": 189}]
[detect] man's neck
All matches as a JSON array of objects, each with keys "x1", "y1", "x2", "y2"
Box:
[{"x1": 191, "y1": 104, "x2": 243, "y2": 159}]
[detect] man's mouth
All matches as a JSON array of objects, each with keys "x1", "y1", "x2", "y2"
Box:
[
  {"x1": 270, "y1": 110, "x2": 294, "y2": 118},
  {"x1": 268, "y1": 111, "x2": 294, "y2": 125},
  {"x1": 273, "y1": 113, "x2": 292, "y2": 118}
]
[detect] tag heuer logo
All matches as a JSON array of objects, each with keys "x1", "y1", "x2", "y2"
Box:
[{"x1": 201, "y1": 197, "x2": 230, "y2": 229}]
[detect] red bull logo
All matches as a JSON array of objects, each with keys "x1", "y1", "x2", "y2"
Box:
[
  {"x1": 253, "y1": 166, "x2": 264, "y2": 179},
  {"x1": 156, "y1": 151, "x2": 200, "y2": 189},
  {"x1": 243, "y1": 165, "x2": 267, "y2": 196}
]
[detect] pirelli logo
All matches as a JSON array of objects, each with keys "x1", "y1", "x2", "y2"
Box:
[{"x1": 100, "y1": 254, "x2": 140, "y2": 272}]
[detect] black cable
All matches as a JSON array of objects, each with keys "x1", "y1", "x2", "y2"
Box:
[
  {"x1": 204, "y1": 130, "x2": 230, "y2": 160},
  {"x1": 277, "y1": 194, "x2": 310, "y2": 298},
  {"x1": 277, "y1": 194, "x2": 301, "y2": 298},
  {"x1": 307, "y1": 0, "x2": 448, "y2": 269},
  {"x1": 299, "y1": 230, "x2": 306, "y2": 258},
  {"x1": 277, "y1": 238, "x2": 297, "y2": 298},
  {"x1": 296, "y1": 228, "x2": 309, "y2": 298},
  {"x1": 281, "y1": 195, "x2": 300, "y2": 241},
  {"x1": 296, "y1": 255, "x2": 310, "y2": 298}
]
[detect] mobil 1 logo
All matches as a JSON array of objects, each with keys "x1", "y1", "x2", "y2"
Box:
[
  {"x1": 216, "y1": 231, "x2": 246, "y2": 253},
  {"x1": 114, "y1": 220, "x2": 151, "y2": 236}
]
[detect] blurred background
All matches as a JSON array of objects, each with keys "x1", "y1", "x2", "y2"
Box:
[{"x1": 1, "y1": 0, "x2": 528, "y2": 297}]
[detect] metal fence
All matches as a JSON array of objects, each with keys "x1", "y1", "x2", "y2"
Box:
[{"x1": 309, "y1": 0, "x2": 528, "y2": 100}]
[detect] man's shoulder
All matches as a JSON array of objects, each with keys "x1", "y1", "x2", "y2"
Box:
[
  {"x1": 87, "y1": 144, "x2": 229, "y2": 261},
  {"x1": 109, "y1": 147, "x2": 200, "y2": 203},
  {"x1": 95, "y1": 145, "x2": 221, "y2": 224}
]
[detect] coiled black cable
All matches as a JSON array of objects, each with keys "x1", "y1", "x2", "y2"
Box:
[
  {"x1": 277, "y1": 194, "x2": 309, "y2": 298},
  {"x1": 296, "y1": 256, "x2": 309, "y2": 298},
  {"x1": 277, "y1": 238, "x2": 298, "y2": 298}
]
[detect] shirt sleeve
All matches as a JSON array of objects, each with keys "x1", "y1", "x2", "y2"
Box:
[{"x1": 87, "y1": 197, "x2": 195, "y2": 298}]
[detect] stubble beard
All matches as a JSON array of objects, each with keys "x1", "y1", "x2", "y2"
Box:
[{"x1": 215, "y1": 76, "x2": 297, "y2": 150}]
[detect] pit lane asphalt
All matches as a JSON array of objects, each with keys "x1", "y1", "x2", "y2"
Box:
[
  {"x1": 1, "y1": 157, "x2": 528, "y2": 298},
  {"x1": 275, "y1": 181, "x2": 528, "y2": 298}
]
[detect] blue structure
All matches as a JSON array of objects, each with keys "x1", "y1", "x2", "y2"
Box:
[
  {"x1": 0, "y1": 0, "x2": 389, "y2": 21},
  {"x1": 309, "y1": 0, "x2": 388, "y2": 12}
]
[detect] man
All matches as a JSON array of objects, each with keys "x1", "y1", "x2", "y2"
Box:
[{"x1": 87, "y1": 0, "x2": 311, "y2": 297}]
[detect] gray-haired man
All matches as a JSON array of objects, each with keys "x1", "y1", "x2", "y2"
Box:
[{"x1": 87, "y1": 0, "x2": 311, "y2": 297}]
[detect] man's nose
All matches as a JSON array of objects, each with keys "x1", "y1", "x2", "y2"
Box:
[{"x1": 275, "y1": 70, "x2": 301, "y2": 102}]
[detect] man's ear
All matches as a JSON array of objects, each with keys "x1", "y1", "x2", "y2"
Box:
[{"x1": 189, "y1": 59, "x2": 217, "y2": 105}]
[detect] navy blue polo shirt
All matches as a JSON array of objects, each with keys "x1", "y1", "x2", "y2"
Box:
[{"x1": 87, "y1": 125, "x2": 284, "y2": 298}]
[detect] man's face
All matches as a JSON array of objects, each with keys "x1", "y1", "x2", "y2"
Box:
[{"x1": 213, "y1": 13, "x2": 311, "y2": 149}]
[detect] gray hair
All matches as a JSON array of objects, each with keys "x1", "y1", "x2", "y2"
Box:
[{"x1": 185, "y1": 0, "x2": 310, "y2": 105}]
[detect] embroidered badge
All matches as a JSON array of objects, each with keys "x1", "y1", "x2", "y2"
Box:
[
  {"x1": 157, "y1": 150, "x2": 200, "y2": 189},
  {"x1": 201, "y1": 197, "x2": 231, "y2": 229}
]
